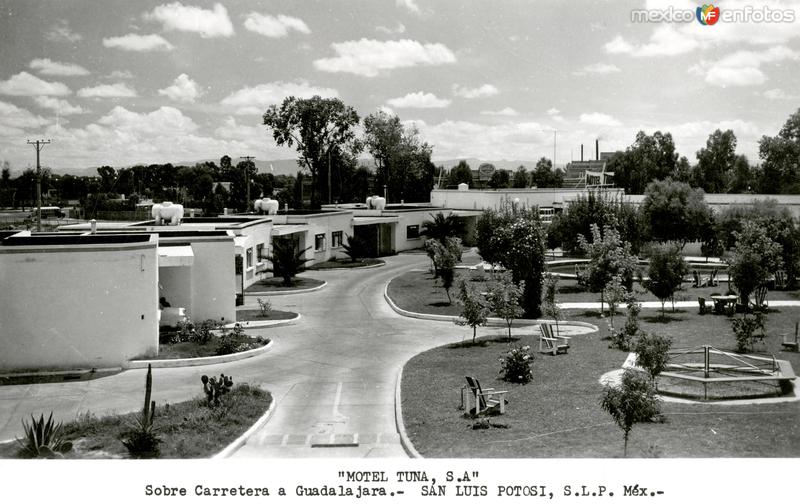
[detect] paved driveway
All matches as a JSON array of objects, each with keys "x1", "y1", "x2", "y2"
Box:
[{"x1": 0, "y1": 254, "x2": 471, "y2": 457}]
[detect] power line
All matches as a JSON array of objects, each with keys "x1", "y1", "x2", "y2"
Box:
[{"x1": 27, "y1": 139, "x2": 51, "y2": 232}]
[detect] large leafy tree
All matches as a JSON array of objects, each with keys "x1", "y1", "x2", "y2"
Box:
[
  {"x1": 511, "y1": 166, "x2": 529, "y2": 188},
  {"x1": 606, "y1": 131, "x2": 679, "y2": 194},
  {"x1": 447, "y1": 160, "x2": 473, "y2": 187},
  {"x1": 758, "y1": 108, "x2": 800, "y2": 194},
  {"x1": 729, "y1": 221, "x2": 784, "y2": 307},
  {"x1": 263, "y1": 96, "x2": 360, "y2": 207},
  {"x1": 640, "y1": 179, "x2": 712, "y2": 244},
  {"x1": 694, "y1": 129, "x2": 737, "y2": 194},
  {"x1": 530, "y1": 157, "x2": 563, "y2": 188}
]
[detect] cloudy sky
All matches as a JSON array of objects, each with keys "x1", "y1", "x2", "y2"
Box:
[{"x1": 1, "y1": 0, "x2": 798, "y2": 172}]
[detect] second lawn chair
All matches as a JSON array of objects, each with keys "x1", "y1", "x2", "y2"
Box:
[
  {"x1": 538, "y1": 323, "x2": 571, "y2": 355},
  {"x1": 463, "y1": 376, "x2": 507, "y2": 415}
]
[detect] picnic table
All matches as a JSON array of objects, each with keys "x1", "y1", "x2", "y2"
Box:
[{"x1": 710, "y1": 294, "x2": 738, "y2": 315}]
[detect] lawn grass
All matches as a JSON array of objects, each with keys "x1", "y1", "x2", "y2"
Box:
[
  {"x1": 401, "y1": 306, "x2": 800, "y2": 458},
  {"x1": 387, "y1": 269, "x2": 800, "y2": 315},
  {"x1": 308, "y1": 258, "x2": 384, "y2": 269},
  {"x1": 0, "y1": 384, "x2": 271, "y2": 459},
  {"x1": 245, "y1": 275, "x2": 325, "y2": 292}
]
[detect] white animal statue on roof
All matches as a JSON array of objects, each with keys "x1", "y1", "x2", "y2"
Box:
[
  {"x1": 366, "y1": 195, "x2": 386, "y2": 210},
  {"x1": 254, "y1": 198, "x2": 279, "y2": 215},
  {"x1": 152, "y1": 201, "x2": 184, "y2": 225}
]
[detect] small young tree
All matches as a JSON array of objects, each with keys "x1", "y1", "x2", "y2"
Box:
[
  {"x1": 455, "y1": 278, "x2": 490, "y2": 343},
  {"x1": 633, "y1": 333, "x2": 672, "y2": 383},
  {"x1": 541, "y1": 274, "x2": 563, "y2": 336},
  {"x1": 266, "y1": 238, "x2": 312, "y2": 286},
  {"x1": 603, "y1": 274, "x2": 627, "y2": 334},
  {"x1": 433, "y1": 241, "x2": 457, "y2": 303},
  {"x1": 578, "y1": 224, "x2": 638, "y2": 314},
  {"x1": 610, "y1": 292, "x2": 641, "y2": 351},
  {"x1": 488, "y1": 273, "x2": 524, "y2": 342},
  {"x1": 731, "y1": 312, "x2": 766, "y2": 352},
  {"x1": 644, "y1": 242, "x2": 689, "y2": 317},
  {"x1": 600, "y1": 370, "x2": 661, "y2": 457}
]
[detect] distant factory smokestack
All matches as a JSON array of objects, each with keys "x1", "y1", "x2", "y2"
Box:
[
  {"x1": 580, "y1": 144, "x2": 584, "y2": 162},
  {"x1": 596, "y1": 139, "x2": 599, "y2": 161}
]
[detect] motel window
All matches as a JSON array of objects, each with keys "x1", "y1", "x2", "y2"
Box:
[
  {"x1": 246, "y1": 248, "x2": 253, "y2": 268},
  {"x1": 332, "y1": 231, "x2": 343, "y2": 248},
  {"x1": 407, "y1": 225, "x2": 420, "y2": 240},
  {"x1": 256, "y1": 243, "x2": 265, "y2": 262},
  {"x1": 315, "y1": 233, "x2": 326, "y2": 251}
]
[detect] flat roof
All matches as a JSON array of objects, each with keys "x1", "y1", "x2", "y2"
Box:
[
  {"x1": 353, "y1": 216, "x2": 400, "y2": 225},
  {"x1": 2, "y1": 233, "x2": 153, "y2": 246},
  {"x1": 272, "y1": 224, "x2": 309, "y2": 236}
]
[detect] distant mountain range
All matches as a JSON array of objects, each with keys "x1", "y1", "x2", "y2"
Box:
[{"x1": 44, "y1": 157, "x2": 548, "y2": 177}]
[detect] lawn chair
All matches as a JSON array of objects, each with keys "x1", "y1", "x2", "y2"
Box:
[
  {"x1": 775, "y1": 270, "x2": 787, "y2": 290},
  {"x1": 462, "y1": 376, "x2": 507, "y2": 415},
  {"x1": 783, "y1": 321, "x2": 799, "y2": 351},
  {"x1": 692, "y1": 270, "x2": 709, "y2": 288},
  {"x1": 538, "y1": 323, "x2": 571, "y2": 355}
]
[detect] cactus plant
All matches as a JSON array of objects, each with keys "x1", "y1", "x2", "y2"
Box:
[
  {"x1": 201, "y1": 373, "x2": 234, "y2": 407},
  {"x1": 122, "y1": 364, "x2": 161, "y2": 458},
  {"x1": 15, "y1": 412, "x2": 73, "y2": 458}
]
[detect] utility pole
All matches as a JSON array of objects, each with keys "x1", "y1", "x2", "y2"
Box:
[
  {"x1": 27, "y1": 139, "x2": 51, "y2": 232},
  {"x1": 239, "y1": 156, "x2": 255, "y2": 212}
]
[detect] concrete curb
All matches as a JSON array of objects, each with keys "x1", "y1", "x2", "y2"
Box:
[
  {"x1": 212, "y1": 389, "x2": 276, "y2": 459},
  {"x1": 124, "y1": 340, "x2": 274, "y2": 369},
  {"x1": 309, "y1": 260, "x2": 386, "y2": 271},
  {"x1": 394, "y1": 363, "x2": 423, "y2": 459},
  {"x1": 223, "y1": 313, "x2": 300, "y2": 330},
  {"x1": 383, "y1": 281, "x2": 599, "y2": 331},
  {"x1": 244, "y1": 280, "x2": 327, "y2": 296}
]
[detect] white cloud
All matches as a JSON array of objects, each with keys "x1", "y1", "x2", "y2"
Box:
[
  {"x1": 695, "y1": 46, "x2": 799, "y2": 87},
  {"x1": 145, "y1": 2, "x2": 234, "y2": 38},
  {"x1": 77, "y1": 83, "x2": 138, "y2": 98},
  {"x1": 547, "y1": 107, "x2": 565, "y2": 123},
  {"x1": 29, "y1": 58, "x2": 90, "y2": 77},
  {"x1": 34, "y1": 96, "x2": 84, "y2": 115},
  {"x1": 0, "y1": 101, "x2": 52, "y2": 134},
  {"x1": 387, "y1": 92, "x2": 451, "y2": 108},
  {"x1": 0, "y1": 72, "x2": 71, "y2": 96},
  {"x1": 481, "y1": 107, "x2": 519, "y2": 116},
  {"x1": 453, "y1": 84, "x2": 499, "y2": 99},
  {"x1": 158, "y1": 74, "x2": 202, "y2": 103},
  {"x1": 606, "y1": 0, "x2": 800, "y2": 58},
  {"x1": 313, "y1": 38, "x2": 456, "y2": 77},
  {"x1": 573, "y1": 62, "x2": 621, "y2": 76},
  {"x1": 579, "y1": 112, "x2": 621, "y2": 127},
  {"x1": 106, "y1": 70, "x2": 134, "y2": 79},
  {"x1": 244, "y1": 13, "x2": 310, "y2": 38},
  {"x1": 764, "y1": 88, "x2": 797, "y2": 100},
  {"x1": 221, "y1": 80, "x2": 339, "y2": 115},
  {"x1": 45, "y1": 20, "x2": 82, "y2": 43},
  {"x1": 396, "y1": 0, "x2": 421, "y2": 14},
  {"x1": 103, "y1": 33, "x2": 174, "y2": 52},
  {"x1": 411, "y1": 119, "x2": 552, "y2": 160},
  {"x1": 604, "y1": 35, "x2": 635, "y2": 54},
  {"x1": 376, "y1": 22, "x2": 406, "y2": 35}
]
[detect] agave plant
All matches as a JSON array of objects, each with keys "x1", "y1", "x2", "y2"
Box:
[
  {"x1": 122, "y1": 364, "x2": 161, "y2": 458},
  {"x1": 16, "y1": 412, "x2": 73, "y2": 458}
]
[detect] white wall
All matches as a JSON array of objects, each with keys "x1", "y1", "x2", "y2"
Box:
[
  {"x1": 0, "y1": 241, "x2": 159, "y2": 371},
  {"x1": 159, "y1": 265, "x2": 192, "y2": 316},
  {"x1": 430, "y1": 188, "x2": 626, "y2": 210},
  {"x1": 188, "y1": 239, "x2": 236, "y2": 324}
]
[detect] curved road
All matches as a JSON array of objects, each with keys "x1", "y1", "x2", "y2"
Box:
[{"x1": 0, "y1": 253, "x2": 474, "y2": 457}]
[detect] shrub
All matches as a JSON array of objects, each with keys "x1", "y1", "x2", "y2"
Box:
[
  {"x1": 16, "y1": 412, "x2": 73, "y2": 458},
  {"x1": 342, "y1": 234, "x2": 373, "y2": 261},
  {"x1": 455, "y1": 278, "x2": 490, "y2": 343},
  {"x1": 267, "y1": 238, "x2": 312, "y2": 286},
  {"x1": 201, "y1": 373, "x2": 234, "y2": 407},
  {"x1": 122, "y1": 364, "x2": 160, "y2": 459},
  {"x1": 175, "y1": 319, "x2": 196, "y2": 343},
  {"x1": 633, "y1": 333, "x2": 672, "y2": 381},
  {"x1": 499, "y1": 345, "x2": 534, "y2": 384},
  {"x1": 610, "y1": 294, "x2": 641, "y2": 351},
  {"x1": 731, "y1": 312, "x2": 765, "y2": 352},
  {"x1": 191, "y1": 319, "x2": 218, "y2": 345},
  {"x1": 257, "y1": 298, "x2": 272, "y2": 317}
]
